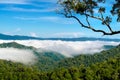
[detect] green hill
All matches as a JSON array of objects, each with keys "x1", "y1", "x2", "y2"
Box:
[
  {"x1": 0, "y1": 42, "x2": 36, "y2": 49},
  {"x1": 0, "y1": 42, "x2": 120, "y2": 79},
  {"x1": 0, "y1": 42, "x2": 119, "y2": 71},
  {"x1": 0, "y1": 42, "x2": 65, "y2": 71},
  {"x1": 0, "y1": 52, "x2": 119, "y2": 80},
  {"x1": 53, "y1": 44, "x2": 120, "y2": 69}
]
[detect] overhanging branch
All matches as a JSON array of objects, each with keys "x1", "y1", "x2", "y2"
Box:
[
  {"x1": 84, "y1": 13, "x2": 114, "y2": 33},
  {"x1": 64, "y1": 14, "x2": 120, "y2": 35},
  {"x1": 58, "y1": 0, "x2": 120, "y2": 35}
]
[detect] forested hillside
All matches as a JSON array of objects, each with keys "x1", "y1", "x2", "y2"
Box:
[
  {"x1": 0, "y1": 54, "x2": 119, "y2": 80},
  {"x1": 46, "y1": 57, "x2": 120, "y2": 80},
  {"x1": 0, "y1": 42, "x2": 120, "y2": 79},
  {"x1": 1, "y1": 0, "x2": 120, "y2": 79},
  {"x1": 0, "y1": 42, "x2": 65, "y2": 71}
]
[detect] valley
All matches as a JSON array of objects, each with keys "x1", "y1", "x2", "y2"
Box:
[{"x1": 0, "y1": 40, "x2": 119, "y2": 79}]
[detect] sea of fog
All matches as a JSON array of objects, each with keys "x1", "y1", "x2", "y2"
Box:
[
  {"x1": 0, "y1": 40, "x2": 119, "y2": 64},
  {"x1": 0, "y1": 48, "x2": 36, "y2": 64}
]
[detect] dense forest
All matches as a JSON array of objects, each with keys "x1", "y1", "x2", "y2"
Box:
[
  {"x1": 1, "y1": 0, "x2": 120, "y2": 79},
  {"x1": 0, "y1": 42, "x2": 65, "y2": 71},
  {"x1": 53, "y1": 44, "x2": 120, "y2": 69},
  {"x1": 0, "y1": 42, "x2": 120, "y2": 79},
  {"x1": 0, "y1": 54, "x2": 120, "y2": 80}
]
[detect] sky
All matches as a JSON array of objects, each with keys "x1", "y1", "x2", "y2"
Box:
[{"x1": 0, "y1": 0, "x2": 120, "y2": 38}]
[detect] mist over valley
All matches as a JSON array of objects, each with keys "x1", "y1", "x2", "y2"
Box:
[{"x1": 0, "y1": 39, "x2": 119, "y2": 64}]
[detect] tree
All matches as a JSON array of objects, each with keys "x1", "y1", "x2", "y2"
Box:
[
  {"x1": 58, "y1": 0, "x2": 120, "y2": 35},
  {"x1": 111, "y1": 0, "x2": 120, "y2": 22}
]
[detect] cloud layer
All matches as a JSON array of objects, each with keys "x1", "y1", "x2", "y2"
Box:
[
  {"x1": 15, "y1": 16, "x2": 76, "y2": 24},
  {"x1": 0, "y1": 48, "x2": 36, "y2": 64},
  {"x1": 0, "y1": 40, "x2": 119, "y2": 57},
  {"x1": 0, "y1": 0, "x2": 57, "y2": 4},
  {"x1": 0, "y1": 0, "x2": 27, "y2": 4}
]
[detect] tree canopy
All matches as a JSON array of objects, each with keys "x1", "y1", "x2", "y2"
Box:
[{"x1": 58, "y1": 0, "x2": 120, "y2": 35}]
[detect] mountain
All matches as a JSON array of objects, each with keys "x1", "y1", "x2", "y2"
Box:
[
  {"x1": 0, "y1": 43, "x2": 120, "y2": 80},
  {"x1": 0, "y1": 33, "x2": 42, "y2": 40},
  {"x1": 103, "y1": 45, "x2": 116, "y2": 49},
  {"x1": 0, "y1": 41, "x2": 119, "y2": 71},
  {"x1": 0, "y1": 42, "x2": 36, "y2": 50},
  {"x1": 0, "y1": 55, "x2": 119, "y2": 80},
  {"x1": 43, "y1": 56, "x2": 120, "y2": 80},
  {"x1": 0, "y1": 42, "x2": 65, "y2": 71},
  {"x1": 45, "y1": 37, "x2": 120, "y2": 42},
  {"x1": 0, "y1": 33, "x2": 120, "y2": 41},
  {"x1": 52, "y1": 44, "x2": 120, "y2": 69}
]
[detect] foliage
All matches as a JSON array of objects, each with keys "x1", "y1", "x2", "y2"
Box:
[
  {"x1": 0, "y1": 42, "x2": 120, "y2": 79},
  {"x1": 58, "y1": 0, "x2": 120, "y2": 35},
  {"x1": 111, "y1": 0, "x2": 120, "y2": 22},
  {"x1": 48, "y1": 57, "x2": 120, "y2": 80},
  {"x1": 0, "y1": 42, "x2": 65, "y2": 71},
  {"x1": 53, "y1": 44, "x2": 120, "y2": 69},
  {"x1": 0, "y1": 55, "x2": 120, "y2": 80}
]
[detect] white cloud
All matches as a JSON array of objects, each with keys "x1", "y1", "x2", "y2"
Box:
[
  {"x1": 39, "y1": 16, "x2": 60, "y2": 21},
  {"x1": 0, "y1": 0, "x2": 28, "y2": 4},
  {"x1": 15, "y1": 16, "x2": 76, "y2": 24},
  {"x1": 1, "y1": 7, "x2": 53, "y2": 12},
  {"x1": 0, "y1": 48, "x2": 36, "y2": 64},
  {"x1": 0, "y1": 0, "x2": 54, "y2": 4},
  {"x1": 53, "y1": 32, "x2": 85, "y2": 38},
  {"x1": 0, "y1": 0, "x2": 58, "y2": 12},
  {"x1": 0, "y1": 40, "x2": 119, "y2": 57},
  {"x1": 30, "y1": 32, "x2": 38, "y2": 37},
  {"x1": 2, "y1": 28, "x2": 22, "y2": 36},
  {"x1": 15, "y1": 28, "x2": 21, "y2": 32},
  {"x1": 0, "y1": 0, "x2": 57, "y2": 5},
  {"x1": 15, "y1": 16, "x2": 59, "y2": 20}
]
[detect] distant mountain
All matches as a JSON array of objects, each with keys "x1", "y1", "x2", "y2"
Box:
[
  {"x1": 45, "y1": 37, "x2": 120, "y2": 42},
  {"x1": 0, "y1": 33, "x2": 120, "y2": 41},
  {"x1": 0, "y1": 33, "x2": 43, "y2": 40}
]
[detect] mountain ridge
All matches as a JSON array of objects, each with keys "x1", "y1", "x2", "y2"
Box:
[
  {"x1": 0, "y1": 42, "x2": 65, "y2": 71},
  {"x1": 53, "y1": 44, "x2": 120, "y2": 69},
  {"x1": 0, "y1": 33, "x2": 120, "y2": 41},
  {"x1": 0, "y1": 41, "x2": 119, "y2": 71}
]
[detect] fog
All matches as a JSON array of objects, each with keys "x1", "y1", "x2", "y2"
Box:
[
  {"x1": 0, "y1": 40, "x2": 119, "y2": 57},
  {"x1": 0, "y1": 48, "x2": 36, "y2": 64}
]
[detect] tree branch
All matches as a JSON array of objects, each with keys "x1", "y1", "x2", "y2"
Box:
[
  {"x1": 84, "y1": 12, "x2": 114, "y2": 33},
  {"x1": 100, "y1": 12, "x2": 113, "y2": 33},
  {"x1": 84, "y1": 13, "x2": 102, "y2": 21},
  {"x1": 58, "y1": 0, "x2": 120, "y2": 35},
  {"x1": 85, "y1": 15, "x2": 91, "y2": 27},
  {"x1": 64, "y1": 14, "x2": 120, "y2": 35}
]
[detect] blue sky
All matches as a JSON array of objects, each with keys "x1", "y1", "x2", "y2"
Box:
[{"x1": 0, "y1": 0, "x2": 120, "y2": 38}]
